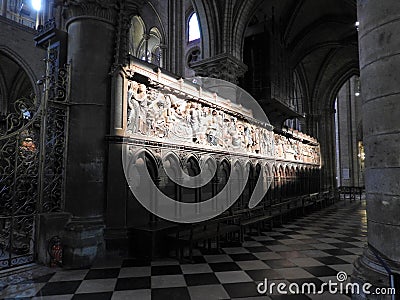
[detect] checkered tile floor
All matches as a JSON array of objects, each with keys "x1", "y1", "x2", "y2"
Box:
[{"x1": 0, "y1": 200, "x2": 367, "y2": 300}]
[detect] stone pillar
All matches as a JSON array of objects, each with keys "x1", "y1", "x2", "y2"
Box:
[
  {"x1": 318, "y1": 108, "x2": 336, "y2": 190},
  {"x1": 62, "y1": 0, "x2": 117, "y2": 268},
  {"x1": 190, "y1": 53, "x2": 247, "y2": 85},
  {"x1": 167, "y1": 0, "x2": 184, "y2": 76},
  {"x1": 1, "y1": 0, "x2": 7, "y2": 17},
  {"x1": 353, "y1": 0, "x2": 400, "y2": 296},
  {"x1": 159, "y1": 43, "x2": 167, "y2": 68},
  {"x1": 104, "y1": 66, "x2": 129, "y2": 254},
  {"x1": 143, "y1": 33, "x2": 150, "y2": 62}
]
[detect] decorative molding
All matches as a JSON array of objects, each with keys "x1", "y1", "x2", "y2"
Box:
[
  {"x1": 190, "y1": 53, "x2": 248, "y2": 85},
  {"x1": 112, "y1": 4, "x2": 131, "y2": 70}
]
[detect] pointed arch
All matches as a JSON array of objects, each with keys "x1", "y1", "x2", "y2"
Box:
[
  {"x1": 185, "y1": 155, "x2": 200, "y2": 176},
  {"x1": 190, "y1": 0, "x2": 211, "y2": 58},
  {"x1": 0, "y1": 46, "x2": 41, "y2": 100},
  {"x1": 188, "y1": 12, "x2": 201, "y2": 42},
  {"x1": 163, "y1": 151, "x2": 182, "y2": 177},
  {"x1": 129, "y1": 16, "x2": 146, "y2": 57}
]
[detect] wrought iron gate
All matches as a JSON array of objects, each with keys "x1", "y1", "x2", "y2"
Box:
[{"x1": 0, "y1": 44, "x2": 69, "y2": 269}]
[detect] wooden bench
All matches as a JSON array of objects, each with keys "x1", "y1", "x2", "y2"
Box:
[
  {"x1": 271, "y1": 199, "x2": 292, "y2": 225},
  {"x1": 286, "y1": 196, "x2": 304, "y2": 218},
  {"x1": 321, "y1": 190, "x2": 336, "y2": 206},
  {"x1": 238, "y1": 205, "x2": 273, "y2": 241},
  {"x1": 302, "y1": 194, "x2": 316, "y2": 214},
  {"x1": 168, "y1": 214, "x2": 240, "y2": 262},
  {"x1": 312, "y1": 192, "x2": 325, "y2": 209},
  {"x1": 338, "y1": 186, "x2": 363, "y2": 202}
]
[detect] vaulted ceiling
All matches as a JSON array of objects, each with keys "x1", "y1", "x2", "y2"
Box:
[{"x1": 248, "y1": 0, "x2": 359, "y2": 112}]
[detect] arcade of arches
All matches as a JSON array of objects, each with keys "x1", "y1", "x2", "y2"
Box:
[{"x1": 0, "y1": 0, "x2": 399, "y2": 298}]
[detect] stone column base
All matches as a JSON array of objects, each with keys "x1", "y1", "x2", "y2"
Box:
[
  {"x1": 62, "y1": 217, "x2": 105, "y2": 269},
  {"x1": 37, "y1": 212, "x2": 71, "y2": 266},
  {"x1": 104, "y1": 227, "x2": 129, "y2": 256},
  {"x1": 352, "y1": 246, "x2": 400, "y2": 299}
]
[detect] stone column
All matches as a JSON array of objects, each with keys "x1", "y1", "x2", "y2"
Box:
[
  {"x1": 167, "y1": 0, "x2": 184, "y2": 76},
  {"x1": 353, "y1": 0, "x2": 400, "y2": 296},
  {"x1": 62, "y1": 0, "x2": 117, "y2": 268},
  {"x1": 159, "y1": 43, "x2": 167, "y2": 68},
  {"x1": 104, "y1": 66, "x2": 129, "y2": 253},
  {"x1": 142, "y1": 33, "x2": 150, "y2": 62},
  {"x1": 103, "y1": 0, "x2": 146, "y2": 253},
  {"x1": 318, "y1": 108, "x2": 336, "y2": 190},
  {"x1": 1, "y1": 0, "x2": 7, "y2": 17}
]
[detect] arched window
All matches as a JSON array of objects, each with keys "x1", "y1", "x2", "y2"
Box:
[
  {"x1": 137, "y1": 28, "x2": 162, "y2": 66},
  {"x1": 129, "y1": 17, "x2": 164, "y2": 67},
  {"x1": 129, "y1": 16, "x2": 146, "y2": 57},
  {"x1": 188, "y1": 12, "x2": 201, "y2": 42},
  {"x1": 148, "y1": 27, "x2": 163, "y2": 66}
]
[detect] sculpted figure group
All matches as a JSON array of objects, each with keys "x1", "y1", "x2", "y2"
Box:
[
  {"x1": 126, "y1": 80, "x2": 319, "y2": 164},
  {"x1": 274, "y1": 134, "x2": 320, "y2": 164},
  {"x1": 127, "y1": 81, "x2": 274, "y2": 156}
]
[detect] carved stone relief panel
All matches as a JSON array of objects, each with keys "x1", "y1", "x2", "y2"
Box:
[
  {"x1": 274, "y1": 134, "x2": 321, "y2": 165},
  {"x1": 126, "y1": 80, "x2": 275, "y2": 157}
]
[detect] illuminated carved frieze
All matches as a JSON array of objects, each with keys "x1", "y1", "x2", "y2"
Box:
[
  {"x1": 126, "y1": 79, "x2": 275, "y2": 157},
  {"x1": 123, "y1": 61, "x2": 320, "y2": 166},
  {"x1": 274, "y1": 133, "x2": 320, "y2": 165}
]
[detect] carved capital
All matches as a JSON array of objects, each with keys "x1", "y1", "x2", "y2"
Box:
[
  {"x1": 63, "y1": 0, "x2": 119, "y2": 24},
  {"x1": 190, "y1": 53, "x2": 248, "y2": 85},
  {"x1": 125, "y1": 0, "x2": 147, "y2": 16}
]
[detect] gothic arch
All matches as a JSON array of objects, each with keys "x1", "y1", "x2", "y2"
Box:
[
  {"x1": 145, "y1": 1, "x2": 167, "y2": 42},
  {"x1": 130, "y1": 148, "x2": 159, "y2": 181},
  {"x1": 189, "y1": 0, "x2": 211, "y2": 58},
  {"x1": 128, "y1": 15, "x2": 146, "y2": 57},
  {"x1": 162, "y1": 151, "x2": 182, "y2": 177},
  {"x1": 185, "y1": 155, "x2": 201, "y2": 176},
  {"x1": 321, "y1": 64, "x2": 360, "y2": 112},
  {"x1": 0, "y1": 47, "x2": 40, "y2": 100}
]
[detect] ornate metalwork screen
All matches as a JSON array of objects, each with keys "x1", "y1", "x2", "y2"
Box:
[{"x1": 0, "y1": 44, "x2": 69, "y2": 268}]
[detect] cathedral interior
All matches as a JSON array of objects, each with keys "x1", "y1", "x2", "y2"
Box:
[{"x1": 0, "y1": 0, "x2": 399, "y2": 299}]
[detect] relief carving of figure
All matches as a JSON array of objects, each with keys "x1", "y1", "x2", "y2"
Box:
[
  {"x1": 167, "y1": 95, "x2": 192, "y2": 139},
  {"x1": 127, "y1": 82, "x2": 139, "y2": 133},
  {"x1": 196, "y1": 106, "x2": 209, "y2": 145},
  {"x1": 275, "y1": 135, "x2": 284, "y2": 158},
  {"x1": 216, "y1": 112, "x2": 224, "y2": 147},
  {"x1": 244, "y1": 126, "x2": 253, "y2": 151},
  {"x1": 189, "y1": 103, "x2": 201, "y2": 143},
  {"x1": 222, "y1": 116, "x2": 232, "y2": 147},
  {"x1": 134, "y1": 83, "x2": 148, "y2": 134},
  {"x1": 236, "y1": 122, "x2": 245, "y2": 150},
  {"x1": 206, "y1": 110, "x2": 218, "y2": 146},
  {"x1": 150, "y1": 91, "x2": 168, "y2": 138},
  {"x1": 229, "y1": 117, "x2": 241, "y2": 148},
  {"x1": 252, "y1": 127, "x2": 261, "y2": 153}
]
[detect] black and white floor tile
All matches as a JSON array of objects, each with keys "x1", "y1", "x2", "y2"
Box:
[{"x1": 0, "y1": 200, "x2": 367, "y2": 299}]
